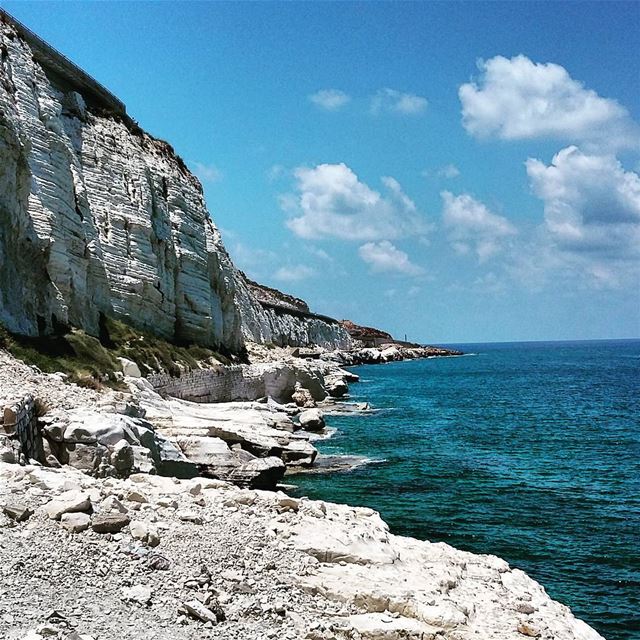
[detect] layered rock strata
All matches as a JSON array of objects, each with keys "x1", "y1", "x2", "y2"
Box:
[
  {"x1": 147, "y1": 360, "x2": 330, "y2": 404},
  {"x1": 243, "y1": 274, "x2": 310, "y2": 313},
  {"x1": 0, "y1": 14, "x2": 350, "y2": 352}
]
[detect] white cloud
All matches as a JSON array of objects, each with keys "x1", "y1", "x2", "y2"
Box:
[
  {"x1": 459, "y1": 55, "x2": 639, "y2": 150},
  {"x1": 526, "y1": 146, "x2": 640, "y2": 261},
  {"x1": 433, "y1": 149, "x2": 640, "y2": 291},
  {"x1": 284, "y1": 163, "x2": 427, "y2": 241},
  {"x1": 358, "y1": 240, "x2": 424, "y2": 276},
  {"x1": 273, "y1": 264, "x2": 315, "y2": 282},
  {"x1": 309, "y1": 89, "x2": 351, "y2": 111},
  {"x1": 229, "y1": 242, "x2": 277, "y2": 271},
  {"x1": 306, "y1": 246, "x2": 333, "y2": 262},
  {"x1": 192, "y1": 162, "x2": 223, "y2": 183},
  {"x1": 505, "y1": 230, "x2": 636, "y2": 291},
  {"x1": 438, "y1": 164, "x2": 460, "y2": 179},
  {"x1": 441, "y1": 191, "x2": 517, "y2": 262},
  {"x1": 371, "y1": 88, "x2": 428, "y2": 115},
  {"x1": 422, "y1": 164, "x2": 461, "y2": 180},
  {"x1": 266, "y1": 164, "x2": 286, "y2": 182}
]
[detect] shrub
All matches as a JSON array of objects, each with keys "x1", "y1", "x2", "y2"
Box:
[{"x1": 0, "y1": 315, "x2": 233, "y2": 386}]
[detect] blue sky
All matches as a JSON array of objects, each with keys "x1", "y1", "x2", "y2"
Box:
[{"x1": 4, "y1": 1, "x2": 640, "y2": 342}]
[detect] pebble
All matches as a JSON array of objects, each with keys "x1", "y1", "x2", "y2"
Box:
[
  {"x1": 180, "y1": 600, "x2": 219, "y2": 624},
  {"x1": 176, "y1": 511, "x2": 203, "y2": 525},
  {"x1": 121, "y1": 585, "x2": 153, "y2": 606},
  {"x1": 126, "y1": 491, "x2": 149, "y2": 504}
]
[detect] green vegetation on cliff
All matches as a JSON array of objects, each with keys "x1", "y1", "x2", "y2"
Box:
[{"x1": 0, "y1": 316, "x2": 232, "y2": 388}]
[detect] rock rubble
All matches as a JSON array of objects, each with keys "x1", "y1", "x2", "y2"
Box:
[
  {"x1": 0, "y1": 337, "x2": 603, "y2": 640},
  {"x1": 0, "y1": 462, "x2": 604, "y2": 640}
]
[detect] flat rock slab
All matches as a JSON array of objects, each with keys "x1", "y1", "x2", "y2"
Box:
[
  {"x1": 347, "y1": 612, "x2": 442, "y2": 640},
  {"x1": 91, "y1": 513, "x2": 130, "y2": 533},
  {"x1": 1, "y1": 503, "x2": 34, "y2": 522},
  {"x1": 45, "y1": 491, "x2": 91, "y2": 520}
]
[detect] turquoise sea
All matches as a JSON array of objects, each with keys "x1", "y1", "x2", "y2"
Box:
[{"x1": 291, "y1": 340, "x2": 640, "y2": 640}]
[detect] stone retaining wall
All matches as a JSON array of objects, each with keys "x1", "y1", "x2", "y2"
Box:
[
  {"x1": 1, "y1": 394, "x2": 40, "y2": 461},
  {"x1": 147, "y1": 361, "x2": 325, "y2": 405},
  {"x1": 147, "y1": 366, "x2": 264, "y2": 403}
]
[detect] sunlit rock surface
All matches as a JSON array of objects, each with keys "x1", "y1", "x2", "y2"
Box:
[{"x1": 0, "y1": 18, "x2": 350, "y2": 352}]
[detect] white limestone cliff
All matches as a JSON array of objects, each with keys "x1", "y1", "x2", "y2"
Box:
[{"x1": 0, "y1": 16, "x2": 350, "y2": 352}]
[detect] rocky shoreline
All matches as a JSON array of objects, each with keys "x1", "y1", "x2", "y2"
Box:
[
  {"x1": 0, "y1": 341, "x2": 460, "y2": 488},
  {"x1": 0, "y1": 343, "x2": 604, "y2": 640},
  {"x1": 0, "y1": 12, "x2": 608, "y2": 639}
]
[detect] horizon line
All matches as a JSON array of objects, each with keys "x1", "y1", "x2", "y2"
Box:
[{"x1": 432, "y1": 337, "x2": 640, "y2": 346}]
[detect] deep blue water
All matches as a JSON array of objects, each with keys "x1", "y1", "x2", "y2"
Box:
[{"x1": 291, "y1": 340, "x2": 640, "y2": 640}]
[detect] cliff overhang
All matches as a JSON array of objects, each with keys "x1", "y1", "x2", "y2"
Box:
[{"x1": 0, "y1": 9, "x2": 126, "y2": 116}]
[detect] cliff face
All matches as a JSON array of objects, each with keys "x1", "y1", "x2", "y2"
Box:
[
  {"x1": 0, "y1": 16, "x2": 350, "y2": 352},
  {"x1": 243, "y1": 274, "x2": 310, "y2": 313},
  {"x1": 243, "y1": 276, "x2": 351, "y2": 349},
  {"x1": 247, "y1": 307, "x2": 352, "y2": 350},
  {"x1": 340, "y1": 320, "x2": 393, "y2": 342}
]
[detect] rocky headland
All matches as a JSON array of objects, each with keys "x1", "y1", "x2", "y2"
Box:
[
  {"x1": 0, "y1": 347, "x2": 604, "y2": 640},
  {"x1": 0, "y1": 323, "x2": 603, "y2": 640},
  {"x1": 0, "y1": 10, "x2": 603, "y2": 640}
]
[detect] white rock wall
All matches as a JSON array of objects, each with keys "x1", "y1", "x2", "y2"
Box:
[
  {"x1": 244, "y1": 307, "x2": 352, "y2": 350},
  {"x1": 0, "y1": 21, "x2": 350, "y2": 352}
]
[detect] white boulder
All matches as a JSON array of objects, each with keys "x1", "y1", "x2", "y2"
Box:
[
  {"x1": 118, "y1": 357, "x2": 142, "y2": 378},
  {"x1": 45, "y1": 490, "x2": 91, "y2": 520},
  {"x1": 298, "y1": 409, "x2": 326, "y2": 432}
]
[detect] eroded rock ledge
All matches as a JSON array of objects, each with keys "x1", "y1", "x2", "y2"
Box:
[{"x1": 0, "y1": 339, "x2": 460, "y2": 489}]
